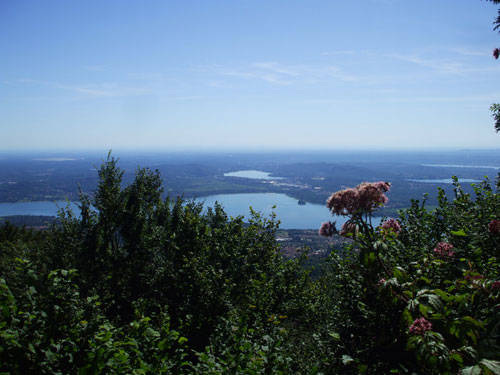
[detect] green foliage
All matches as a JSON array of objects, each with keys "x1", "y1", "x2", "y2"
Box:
[
  {"x1": 193, "y1": 317, "x2": 294, "y2": 375},
  {"x1": 488, "y1": 0, "x2": 500, "y2": 33},
  {"x1": 0, "y1": 154, "x2": 498, "y2": 374},
  {"x1": 490, "y1": 104, "x2": 500, "y2": 133},
  {"x1": 327, "y1": 177, "x2": 499, "y2": 374},
  {"x1": 0, "y1": 154, "x2": 313, "y2": 373}
]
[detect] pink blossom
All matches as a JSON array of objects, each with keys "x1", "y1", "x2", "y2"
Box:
[
  {"x1": 319, "y1": 221, "x2": 337, "y2": 237},
  {"x1": 409, "y1": 317, "x2": 432, "y2": 335},
  {"x1": 373, "y1": 181, "x2": 391, "y2": 192},
  {"x1": 356, "y1": 182, "x2": 390, "y2": 212},
  {"x1": 327, "y1": 188, "x2": 359, "y2": 215},
  {"x1": 433, "y1": 242, "x2": 455, "y2": 258},
  {"x1": 494, "y1": 48, "x2": 500, "y2": 60},
  {"x1": 464, "y1": 274, "x2": 485, "y2": 288},
  {"x1": 488, "y1": 219, "x2": 500, "y2": 234},
  {"x1": 491, "y1": 281, "x2": 500, "y2": 290},
  {"x1": 378, "y1": 278, "x2": 386, "y2": 286},
  {"x1": 340, "y1": 221, "x2": 358, "y2": 237},
  {"x1": 381, "y1": 218, "x2": 401, "y2": 234},
  {"x1": 326, "y1": 181, "x2": 390, "y2": 216}
]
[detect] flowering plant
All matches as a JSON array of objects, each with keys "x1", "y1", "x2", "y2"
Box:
[
  {"x1": 381, "y1": 218, "x2": 401, "y2": 233},
  {"x1": 433, "y1": 242, "x2": 455, "y2": 258},
  {"x1": 409, "y1": 317, "x2": 432, "y2": 335},
  {"x1": 320, "y1": 177, "x2": 500, "y2": 374},
  {"x1": 488, "y1": 219, "x2": 500, "y2": 234}
]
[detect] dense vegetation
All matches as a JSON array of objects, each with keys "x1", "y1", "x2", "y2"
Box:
[
  {"x1": 0, "y1": 215, "x2": 56, "y2": 228},
  {"x1": 1, "y1": 155, "x2": 499, "y2": 374}
]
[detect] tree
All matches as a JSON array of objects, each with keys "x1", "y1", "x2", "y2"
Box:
[
  {"x1": 487, "y1": 0, "x2": 500, "y2": 34},
  {"x1": 484, "y1": 1, "x2": 500, "y2": 132},
  {"x1": 490, "y1": 104, "x2": 500, "y2": 132}
]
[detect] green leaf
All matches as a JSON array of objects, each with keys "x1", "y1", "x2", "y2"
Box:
[
  {"x1": 419, "y1": 276, "x2": 431, "y2": 284},
  {"x1": 433, "y1": 289, "x2": 450, "y2": 301},
  {"x1": 480, "y1": 359, "x2": 500, "y2": 375},
  {"x1": 342, "y1": 355, "x2": 354, "y2": 365},
  {"x1": 451, "y1": 229, "x2": 467, "y2": 237},
  {"x1": 328, "y1": 332, "x2": 340, "y2": 341},
  {"x1": 461, "y1": 365, "x2": 482, "y2": 375},
  {"x1": 424, "y1": 293, "x2": 443, "y2": 310},
  {"x1": 450, "y1": 352, "x2": 463, "y2": 365},
  {"x1": 402, "y1": 309, "x2": 413, "y2": 325},
  {"x1": 393, "y1": 267, "x2": 406, "y2": 282},
  {"x1": 467, "y1": 330, "x2": 478, "y2": 345},
  {"x1": 418, "y1": 304, "x2": 429, "y2": 317},
  {"x1": 363, "y1": 251, "x2": 376, "y2": 265},
  {"x1": 407, "y1": 299, "x2": 419, "y2": 311},
  {"x1": 358, "y1": 364, "x2": 368, "y2": 374},
  {"x1": 462, "y1": 316, "x2": 484, "y2": 329}
]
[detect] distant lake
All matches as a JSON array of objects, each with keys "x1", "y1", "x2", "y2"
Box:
[
  {"x1": 422, "y1": 164, "x2": 499, "y2": 170},
  {"x1": 196, "y1": 193, "x2": 381, "y2": 229},
  {"x1": 224, "y1": 170, "x2": 283, "y2": 180},
  {"x1": 33, "y1": 158, "x2": 77, "y2": 162},
  {"x1": 408, "y1": 178, "x2": 481, "y2": 184},
  {"x1": 0, "y1": 201, "x2": 79, "y2": 217},
  {"x1": 0, "y1": 193, "x2": 382, "y2": 230}
]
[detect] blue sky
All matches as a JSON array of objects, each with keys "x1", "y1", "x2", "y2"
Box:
[{"x1": 1, "y1": 0, "x2": 500, "y2": 151}]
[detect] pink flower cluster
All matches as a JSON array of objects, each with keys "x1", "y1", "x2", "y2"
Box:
[
  {"x1": 381, "y1": 218, "x2": 401, "y2": 234},
  {"x1": 319, "y1": 221, "x2": 337, "y2": 237},
  {"x1": 433, "y1": 242, "x2": 455, "y2": 258},
  {"x1": 491, "y1": 281, "x2": 500, "y2": 290},
  {"x1": 409, "y1": 317, "x2": 432, "y2": 335},
  {"x1": 340, "y1": 221, "x2": 358, "y2": 237},
  {"x1": 494, "y1": 48, "x2": 500, "y2": 60},
  {"x1": 465, "y1": 274, "x2": 484, "y2": 281},
  {"x1": 488, "y1": 219, "x2": 500, "y2": 234},
  {"x1": 326, "y1": 181, "x2": 390, "y2": 216}
]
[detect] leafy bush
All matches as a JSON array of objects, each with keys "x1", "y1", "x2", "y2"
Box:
[
  {"x1": 1, "y1": 155, "x2": 498, "y2": 374},
  {"x1": 0, "y1": 155, "x2": 313, "y2": 373},
  {"x1": 317, "y1": 177, "x2": 500, "y2": 374}
]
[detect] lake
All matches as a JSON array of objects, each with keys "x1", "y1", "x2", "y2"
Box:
[
  {"x1": 196, "y1": 193, "x2": 382, "y2": 229},
  {"x1": 0, "y1": 193, "x2": 382, "y2": 230},
  {"x1": 421, "y1": 164, "x2": 499, "y2": 170},
  {"x1": 408, "y1": 178, "x2": 481, "y2": 184},
  {"x1": 223, "y1": 170, "x2": 283, "y2": 180},
  {"x1": 196, "y1": 193, "x2": 334, "y2": 229},
  {"x1": 0, "y1": 201, "x2": 80, "y2": 217}
]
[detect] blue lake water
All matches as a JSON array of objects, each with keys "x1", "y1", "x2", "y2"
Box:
[
  {"x1": 408, "y1": 178, "x2": 481, "y2": 184},
  {"x1": 0, "y1": 201, "x2": 80, "y2": 217},
  {"x1": 422, "y1": 164, "x2": 499, "y2": 170},
  {"x1": 0, "y1": 193, "x2": 382, "y2": 230},
  {"x1": 223, "y1": 170, "x2": 283, "y2": 180},
  {"x1": 195, "y1": 193, "x2": 381, "y2": 229}
]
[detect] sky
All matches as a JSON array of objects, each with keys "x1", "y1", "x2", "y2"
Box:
[{"x1": 1, "y1": 0, "x2": 500, "y2": 151}]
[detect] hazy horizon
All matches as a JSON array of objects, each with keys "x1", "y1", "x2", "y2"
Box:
[{"x1": 2, "y1": 145, "x2": 500, "y2": 154}]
